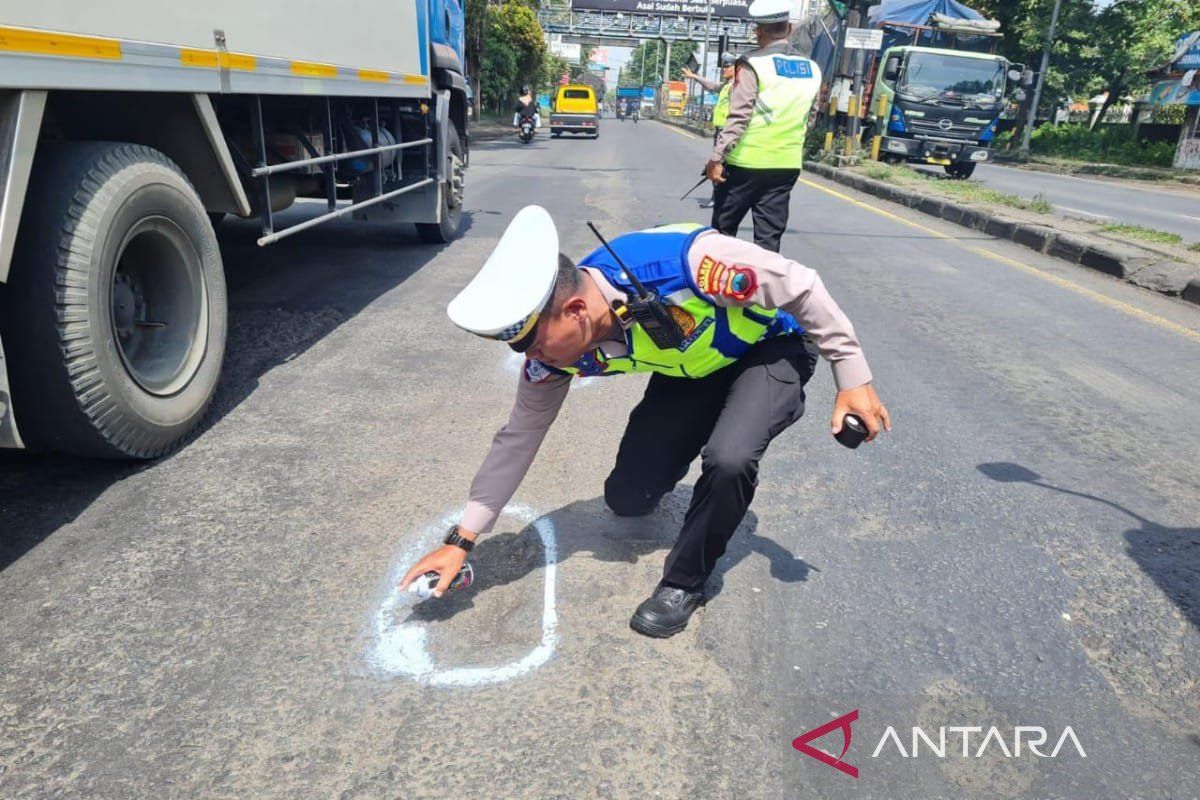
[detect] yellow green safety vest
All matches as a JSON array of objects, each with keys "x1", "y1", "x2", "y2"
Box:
[
  {"x1": 726, "y1": 50, "x2": 821, "y2": 170},
  {"x1": 549, "y1": 224, "x2": 802, "y2": 381},
  {"x1": 713, "y1": 82, "x2": 732, "y2": 128}
]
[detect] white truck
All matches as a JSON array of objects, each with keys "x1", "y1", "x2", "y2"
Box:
[{"x1": 0, "y1": 1, "x2": 469, "y2": 457}]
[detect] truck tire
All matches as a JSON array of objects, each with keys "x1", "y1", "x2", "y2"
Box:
[
  {"x1": 944, "y1": 162, "x2": 976, "y2": 179},
  {"x1": 416, "y1": 125, "x2": 465, "y2": 244},
  {"x1": 4, "y1": 141, "x2": 227, "y2": 459}
]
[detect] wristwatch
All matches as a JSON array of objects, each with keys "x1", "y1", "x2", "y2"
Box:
[{"x1": 444, "y1": 525, "x2": 475, "y2": 552}]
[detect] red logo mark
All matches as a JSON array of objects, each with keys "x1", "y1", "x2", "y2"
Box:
[{"x1": 792, "y1": 709, "x2": 859, "y2": 779}]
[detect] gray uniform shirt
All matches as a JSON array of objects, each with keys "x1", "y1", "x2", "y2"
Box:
[{"x1": 459, "y1": 230, "x2": 874, "y2": 535}]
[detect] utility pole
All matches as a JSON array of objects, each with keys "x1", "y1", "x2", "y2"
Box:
[
  {"x1": 698, "y1": 0, "x2": 714, "y2": 118},
  {"x1": 662, "y1": 38, "x2": 673, "y2": 88},
  {"x1": 1020, "y1": 0, "x2": 1062, "y2": 157}
]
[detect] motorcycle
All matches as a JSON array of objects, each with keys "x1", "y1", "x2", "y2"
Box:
[{"x1": 518, "y1": 114, "x2": 535, "y2": 144}]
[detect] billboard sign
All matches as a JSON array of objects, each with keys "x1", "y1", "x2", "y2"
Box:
[
  {"x1": 570, "y1": 0, "x2": 751, "y2": 20},
  {"x1": 550, "y1": 40, "x2": 582, "y2": 61}
]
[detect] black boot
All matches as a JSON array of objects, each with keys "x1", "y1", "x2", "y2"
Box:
[{"x1": 630, "y1": 583, "x2": 705, "y2": 638}]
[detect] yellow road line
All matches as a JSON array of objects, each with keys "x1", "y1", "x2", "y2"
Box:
[
  {"x1": 0, "y1": 25, "x2": 120, "y2": 60},
  {"x1": 798, "y1": 177, "x2": 1200, "y2": 345},
  {"x1": 662, "y1": 123, "x2": 697, "y2": 140}
]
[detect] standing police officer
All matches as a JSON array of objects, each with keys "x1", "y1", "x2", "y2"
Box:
[
  {"x1": 683, "y1": 52, "x2": 737, "y2": 208},
  {"x1": 401, "y1": 206, "x2": 890, "y2": 638},
  {"x1": 706, "y1": 0, "x2": 822, "y2": 252}
]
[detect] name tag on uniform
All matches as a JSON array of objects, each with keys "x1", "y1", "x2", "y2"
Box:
[{"x1": 774, "y1": 57, "x2": 813, "y2": 79}]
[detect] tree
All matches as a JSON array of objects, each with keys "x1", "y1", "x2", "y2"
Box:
[
  {"x1": 974, "y1": 0, "x2": 1197, "y2": 128},
  {"x1": 540, "y1": 51, "x2": 571, "y2": 89},
  {"x1": 477, "y1": 2, "x2": 547, "y2": 114},
  {"x1": 1088, "y1": 0, "x2": 1198, "y2": 127}
]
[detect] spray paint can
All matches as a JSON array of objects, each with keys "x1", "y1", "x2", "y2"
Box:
[{"x1": 408, "y1": 563, "x2": 474, "y2": 600}]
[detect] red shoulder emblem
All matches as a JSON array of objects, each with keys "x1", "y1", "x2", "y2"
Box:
[{"x1": 724, "y1": 266, "x2": 758, "y2": 301}]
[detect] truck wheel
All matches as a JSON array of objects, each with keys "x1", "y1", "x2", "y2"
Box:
[
  {"x1": 4, "y1": 142, "x2": 227, "y2": 459},
  {"x1": 945, "y1": 162, "x2": 976, "y2": 179},
  {"x1": 416, "y1": 125, "x2": 465, "y2": 244}
]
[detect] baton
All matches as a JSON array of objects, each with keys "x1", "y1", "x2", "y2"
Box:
[{"x1": 679, "y1": 173, "x2": 708, "y2": 201}]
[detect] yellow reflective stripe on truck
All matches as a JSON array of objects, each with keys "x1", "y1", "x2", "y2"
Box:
[
  {"x1": 291, "y1": 60, "x2": 338, "y2": 78},
  {"x1": 180, "y1": 49, "x2": 257, "y2": 71},
  {"x1": 0, "y1": 26, "x2": 121, "y2": 60}
]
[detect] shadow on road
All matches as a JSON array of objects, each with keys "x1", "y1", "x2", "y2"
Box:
[
  {"x1": 0, "y1": 203, "x2": 460, "y2": 573},
  {"x1": 977, "y1": 461, "x2": 1200, "y2": 633},
  {"x1": 405, "y1": 492, "x2": 818, "y2": 624}
]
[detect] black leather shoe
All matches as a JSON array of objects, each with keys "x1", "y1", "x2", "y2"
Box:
[{"x1": 630, "y1": 583, "x2": 705, "y2": 638}]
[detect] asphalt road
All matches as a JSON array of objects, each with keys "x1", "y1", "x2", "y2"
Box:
[
  {"x1": 2, "y1": 118, "x2": 1199, "y2": 799},
  {"x1": 919, "y1": 161, "x2": 1200, "y2": 243}
]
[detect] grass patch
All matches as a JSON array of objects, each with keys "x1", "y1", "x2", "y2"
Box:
[
  {"x1": 1188, "y1": 242, "x2": 1200, "y2": 253},
  {"x1": 862, "y1": 163, "x2": 902, "y2": 182},
  {"x1": 932, "y1": 182, "x2": 1053, "y2": 214},
  {"x1": 1100, "y1": 223, "x2": 1183, "y2": 245}
]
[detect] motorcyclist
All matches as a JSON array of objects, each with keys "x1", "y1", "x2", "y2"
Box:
[{"x1": 513, "y1": 85, "x2": 540, "y2": 130}]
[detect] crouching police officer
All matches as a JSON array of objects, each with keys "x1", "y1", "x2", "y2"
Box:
[
  {"x1": 401, "y1": 206, "x2": 890, "y2": 638},
  {"x1": 707, "y1": 0, "x2": 821, "y2": 252}
]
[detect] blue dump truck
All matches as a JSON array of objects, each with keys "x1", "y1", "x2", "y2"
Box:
[
  {"x1": 616, "y1": 86, "x2": 642, "y2": 120},
  {"x1": 0, "y1": 0, "x2": 470, "y2": 457}
]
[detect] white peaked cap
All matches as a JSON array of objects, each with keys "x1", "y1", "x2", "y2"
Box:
[
  {"x1": 748, "y1": 0, "x2": 794, "y2": 23},
  {"x1": 446, "y1": 205, "x2": 560, "y2": 350}
]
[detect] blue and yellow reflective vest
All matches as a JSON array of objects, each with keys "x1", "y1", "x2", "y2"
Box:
[{"x1": 531, "y1": 225, "x2": 802, "y2": 380}]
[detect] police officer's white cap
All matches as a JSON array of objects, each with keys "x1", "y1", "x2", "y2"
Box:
[
  {"x1": 748, "y1": 0, "x2": 794, "y2": 23},
  {"x1": 447, "y1": 204, "x2": 559, "y2": 351}
]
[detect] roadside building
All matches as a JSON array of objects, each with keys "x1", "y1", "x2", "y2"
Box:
[{"x1": 1146, "y1": 30, "x2": 1200, "y2": 170}]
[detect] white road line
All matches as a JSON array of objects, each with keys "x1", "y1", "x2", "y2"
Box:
[
  {"x1": 1056, "y1": 205, "x2": 1114, "y2": 220},
  {"x1": 983, "y1": 162, "x2": 1191, "y2": 197},
  {"x1": 365, "y1": 503, "x2": 559, "y2": 686}
]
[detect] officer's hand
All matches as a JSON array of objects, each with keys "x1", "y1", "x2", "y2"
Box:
[
  {"x1": 706, "y1": 160, "x2": 726, "y2": 183},
  {"x1": 682, "y1": 68, "x2": 698, "y2": 80},
  {"x1": 832, "y1": 383, "x2": 891, "y2": 443},
  {"x1": 400, "y1": 544, "x2": 468, "y2": 598}
]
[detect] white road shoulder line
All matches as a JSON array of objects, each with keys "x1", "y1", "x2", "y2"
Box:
[{"x1": 1056, "y1": 205, "x2": 1114, "y2": 220}]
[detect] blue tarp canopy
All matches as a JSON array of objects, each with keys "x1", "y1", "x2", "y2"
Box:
[
  {"x1": 867, "y1": 0, "x2": 984, "y2": 26},
  {"x1": 869, "y1": 0, "x2": 993, "y2": 53},
  {"x1": 804, "y1": 0, "x2": 991, "y2": 80}
]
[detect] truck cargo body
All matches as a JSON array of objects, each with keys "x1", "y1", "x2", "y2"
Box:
[{"x1": 0, "y1": 0, "x2": 469, "y2": 457}]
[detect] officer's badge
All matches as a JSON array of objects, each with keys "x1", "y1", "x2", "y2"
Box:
[
  {"x1": 523, "y1": 359, "x2": 556, "y2": 383},
  {"x1": 571, "y1": 350, "x2": 609, "y2": 377}
]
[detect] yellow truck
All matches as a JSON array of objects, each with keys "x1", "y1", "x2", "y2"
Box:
[{"x1": 550, "y1": 84, "x2": 599, "y2": 139}]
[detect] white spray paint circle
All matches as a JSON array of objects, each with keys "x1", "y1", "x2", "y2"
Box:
[
  {"x1": 505, "y1": 352, "x2": 598, "y2": 388},
  {"x1": 365, "y1": 504, "x2": 558, "y2": 686}
]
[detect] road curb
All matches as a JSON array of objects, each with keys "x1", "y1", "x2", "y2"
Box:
[{"x1": 803, "y1": 161, "x2": 1200, "y2": 306}]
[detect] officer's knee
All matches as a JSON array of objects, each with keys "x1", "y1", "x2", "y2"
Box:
[
  {"x1": 702, "y1": 446, "x2": 758, "y2": 484},
  {"x1": 604, "y1": 475, "x2": 658, "y2": 517}
]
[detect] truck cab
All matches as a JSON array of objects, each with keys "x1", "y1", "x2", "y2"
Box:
[{"x1": 872, "y1": 46, "x2": 1014, "y2": 178}]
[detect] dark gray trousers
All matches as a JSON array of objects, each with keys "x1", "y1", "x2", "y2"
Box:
[
  {"x1": 710, "y1": 164, "x2": 801, "y2": 253},
  {"x1": 603, "y1": 335, "x2": 817, "y2": 589}
]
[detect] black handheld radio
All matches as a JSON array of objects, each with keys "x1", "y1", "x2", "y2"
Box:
[{"x1": 586, "y1": 222, "x2": 685, "y2": 350}]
